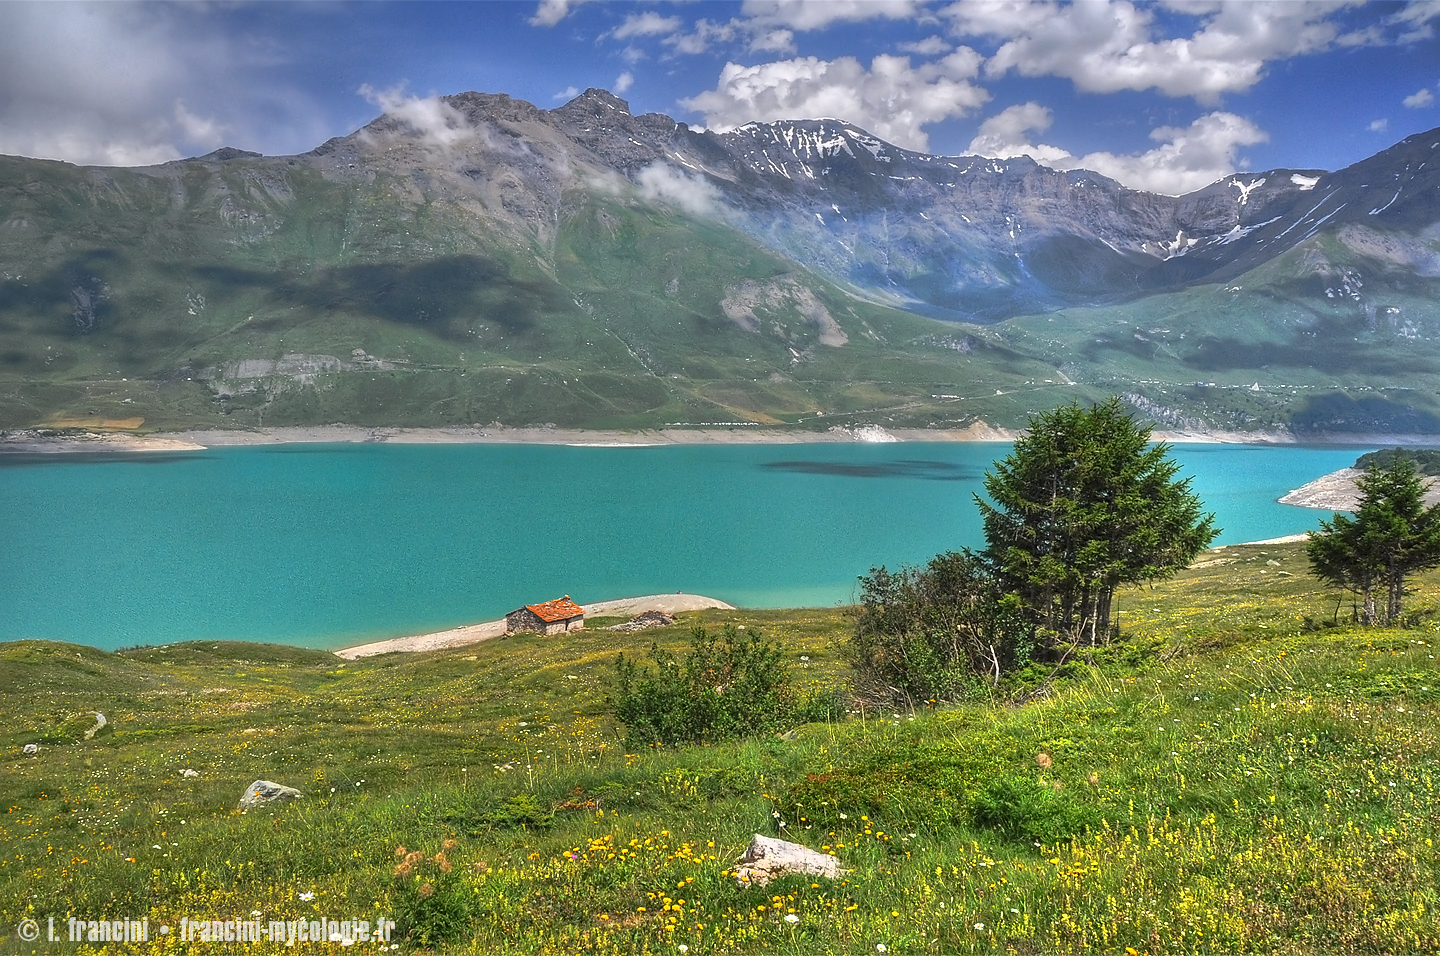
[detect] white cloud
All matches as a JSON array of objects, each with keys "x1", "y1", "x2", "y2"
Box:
[
  {"x1": 173, "y1": 100, "x2": 228, "y2": 152},
  {"x1": 1388, "y1": 0, "x2": 1440, "y2": 42},
  {"x1": 899, "y1": 35, "x2": 954, "y2": 55},
  {"x1": 529, "y1": 0, "x2": 596, "y2": 28},
  {"x1": 0, "y1": 5, "x2": 232, "y2": 165},
  {"x1": 681, "y1": 51, "x2": 990, "y2": 152},
  {"x1": 741, "y1": 0, "x2": 927, "y2": 31},
  {"x1": 664, "y1": 18, "x2": 743, "y2": 55},
  {"x1": 554, "y1": 85, "x2": 582, "y2": 102},
  {"x1": 612, "y1": 12, "x2": 682, "y2": 39},
  {"x1": 1404, "y1": 87, "x2": 1435, "y2": 108},
  {"x1": 654, "y1": 1, "x2": 925, "y2": 56},
  {"x1": 965, "y1": 102, "x2": 1073, "y2": 165},
  {"x1": 1369, "y1": 118, "x2": 1390, "y2": 132},
  {"x1": 966, "y1": 105, "x2": 1268, "y2": 195},
  {"x1": 947, "y1": 0, "x2": 1364, "y2": 103},
  {"x1": 0, "y1": 4, "x2": 337, "y2": 166},
  {"x1": 614, "y1": 71, "x2": 635, "y2": 94},
  {"x1": 359, "y1": 84, "x2": 475, "y2": 149},
  {"x1": 750, "y1": 28, "x2": 797, "y2": 53},
  {"x1": 620, "y1": 44, "x2": 647, "y2": 64},
  {"x1": 635, "y1": 163, "x2": 723, "y2": 216},
  {"x1": 1074, "y1": 112, "x2": 1269, "y2": 194}
]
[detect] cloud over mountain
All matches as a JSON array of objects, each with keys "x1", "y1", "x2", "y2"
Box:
[
  {"x1": 682, "y1": 51, "x2": 990, "y2": 152},
  {"x1": 966, "y1": 102, "x2": 1268, "y2": 194}
]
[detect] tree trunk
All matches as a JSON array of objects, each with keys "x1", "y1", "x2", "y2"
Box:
[
  {"x1": 1362, "y1": 586, "x2": 1378, "y2": 625},
  {"x1": 1096, "y1": 588, "x2": 1114, "y2": 643}
]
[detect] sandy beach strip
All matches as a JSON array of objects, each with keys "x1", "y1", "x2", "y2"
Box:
[
  {"x1": 1213, "y1": 533, "x2": 1311, "y2": 549},
  {"x1": 333, "y1": 592, "x2": 736, "y2": 659}
]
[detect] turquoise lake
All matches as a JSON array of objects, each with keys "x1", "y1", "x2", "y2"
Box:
[{"x1": 0, "y1": 442, "x2": 1365, "y2": 651}]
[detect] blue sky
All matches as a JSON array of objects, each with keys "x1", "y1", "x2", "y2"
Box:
[{"x1": 0, "y1": 1, "x2": 1436, "y2": 194}]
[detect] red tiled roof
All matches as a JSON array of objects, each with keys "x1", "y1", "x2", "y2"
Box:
[{"x1": 525, "y1": 596, "x2": 585, "y2": 623}]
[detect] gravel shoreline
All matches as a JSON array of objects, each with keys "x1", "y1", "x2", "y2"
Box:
[
  {"x1": 9, "y1": 422, "x2": 1440, "y2": 453},
  {"x1": 334, "y1": 593, "x2": 736, "y2": 659},
  {"x1": 1, "y1": 423, "x2": 1022, "y2": 451},
  {"x1": 1279, "y1": 467, "x2": 1440, "y2": 512}
]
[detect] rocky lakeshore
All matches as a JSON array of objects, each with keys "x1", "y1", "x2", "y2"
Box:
[
  {"x1": 1280, "y1": 467, "x2": 1440, "y2": 511},
  {"x1": 1, "y1": 423, "x2": 1025, "y2": 451},
  {"x1": 10, "y1": 422, "x2": 1431, "y2": 453}
]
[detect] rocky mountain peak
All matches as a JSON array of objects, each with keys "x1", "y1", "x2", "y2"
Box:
[
  {"x1": 193, "y1": 147, "x2": 263, "y2": 162},
  {"x1": 552, "y1": 88, "x2": 633, "y2": 123},
  {"x1": 444, "y1": 91, "x2": 546, "y2": 125}
]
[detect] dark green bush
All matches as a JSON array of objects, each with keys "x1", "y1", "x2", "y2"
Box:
[
  {"x1": 970, "y1": 777, "x2": 1098, "y2": 846},
  {"x1": 614, "y1": 626, "x2": 801, "y2": 747},
  {"x1": 481, "y1": 793, "x2": 554, "y2": 831},
  {"x1": 849, "y1": 552, "x2": 1028, "y2": 707}
]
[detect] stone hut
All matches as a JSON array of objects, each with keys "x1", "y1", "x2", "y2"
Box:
[{"x1": 505, "y1": 596, "x2": 585, "y2": 636}]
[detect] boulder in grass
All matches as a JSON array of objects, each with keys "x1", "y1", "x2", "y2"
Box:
[
  {"x1": 732, "y1": 834, "x2": 844, "y2": 887},
  {"x1": 608, "y1": 610, "x2": 678, "y2": 632},
  {"x1": 238, "y1": 780, "x2": 303, "y2": 810},
  {"x1": 22, "y1": 743, "x2": 38, "y2": 755}
]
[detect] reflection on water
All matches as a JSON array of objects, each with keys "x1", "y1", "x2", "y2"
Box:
[{"x1": 0, "y1": 452, "x2": 209, "y2": 468}]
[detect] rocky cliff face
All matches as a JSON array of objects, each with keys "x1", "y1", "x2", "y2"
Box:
[{"x1": 296, "y1": 87, "x2": 1440, "y2": 324}]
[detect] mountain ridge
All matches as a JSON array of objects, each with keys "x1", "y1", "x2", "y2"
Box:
[{"x1": 1, "y1": 87, "x2": 1438, "y2": 436}]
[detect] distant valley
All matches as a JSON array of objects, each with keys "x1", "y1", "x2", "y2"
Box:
[{"x1": 2, "y1": 88, "x2": 1439, "y2": 437}]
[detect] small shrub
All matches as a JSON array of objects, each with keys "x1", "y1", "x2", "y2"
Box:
[
  {"x1": 614, "y1": 625, "x2": 800, "y2": 747},
  {"x1": 40, "y1": 712, "x2": 110, "y2": 745},
  {"x1": 849, "y1": 553, "x2": 1029, "y2": 707},
  {"x1": 970, "y1": 777, "x2": 1097, "y2": 845},
  {"x1": 481, "y1": 793, "x2": 554, "y2": 831}
]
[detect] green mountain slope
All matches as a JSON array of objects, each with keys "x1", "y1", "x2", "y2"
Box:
[
  {"x1": 2, "y1": 102, "x2": 1439, "y2": 436},
  {"x1": 999, "y1": 228, "x2": 1440, "y2": 435},
  {"x1": 0, "y1": 151, "x2": 1080, "y2": 431}
]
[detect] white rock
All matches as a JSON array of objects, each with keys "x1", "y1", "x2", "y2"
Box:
[
  {"x1": 732, "y1": 834, "x2": 844, "y2": 887},
  {"x1": 237, "y1": 780, "x2": 303, "y2": 810},
  {"x1": 22, "y1": 743, "x2": 38, "y2": 755},
  {"x1": 181, "y1": 769, "x2": 200, "y2": 778}
]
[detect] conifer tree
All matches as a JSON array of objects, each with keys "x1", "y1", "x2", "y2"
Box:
[
  {"x1": 977, "y1": 398, "x2": 1217, "y2": 650},
  {"x1": 1307, "y1": 462, "x2": 1440, "y2": 624}
]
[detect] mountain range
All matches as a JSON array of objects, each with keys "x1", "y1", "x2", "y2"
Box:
[{"x1": 2, "y1": 87, "x2": 1439, "y2": 436}]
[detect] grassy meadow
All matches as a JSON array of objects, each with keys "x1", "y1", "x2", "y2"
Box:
[{"x1": 2, "y1": 541, "x2": 1439, "y2": 953}]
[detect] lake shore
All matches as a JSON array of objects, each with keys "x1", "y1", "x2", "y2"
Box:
[
  {"x1": 1278, "y1": 466, "x2": 1440, "y2": 512},
  {"x1": 334, "y1": 592, "x2": 736, "y2": 659},
  {"x1": 3, "y1": 423, "x2": 1020, "y2": 451},
  {"x1": 3, "y1": 421, "x2": 1420, "y2": 452}
]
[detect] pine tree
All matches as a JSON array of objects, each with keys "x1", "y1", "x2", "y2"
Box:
[
  {"x1": 977, "y1": 398, "x2": 1218, "y2": 650},
  {"x1": 1307, "y1": 462, "x2": 1440, "y2": 624}
]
